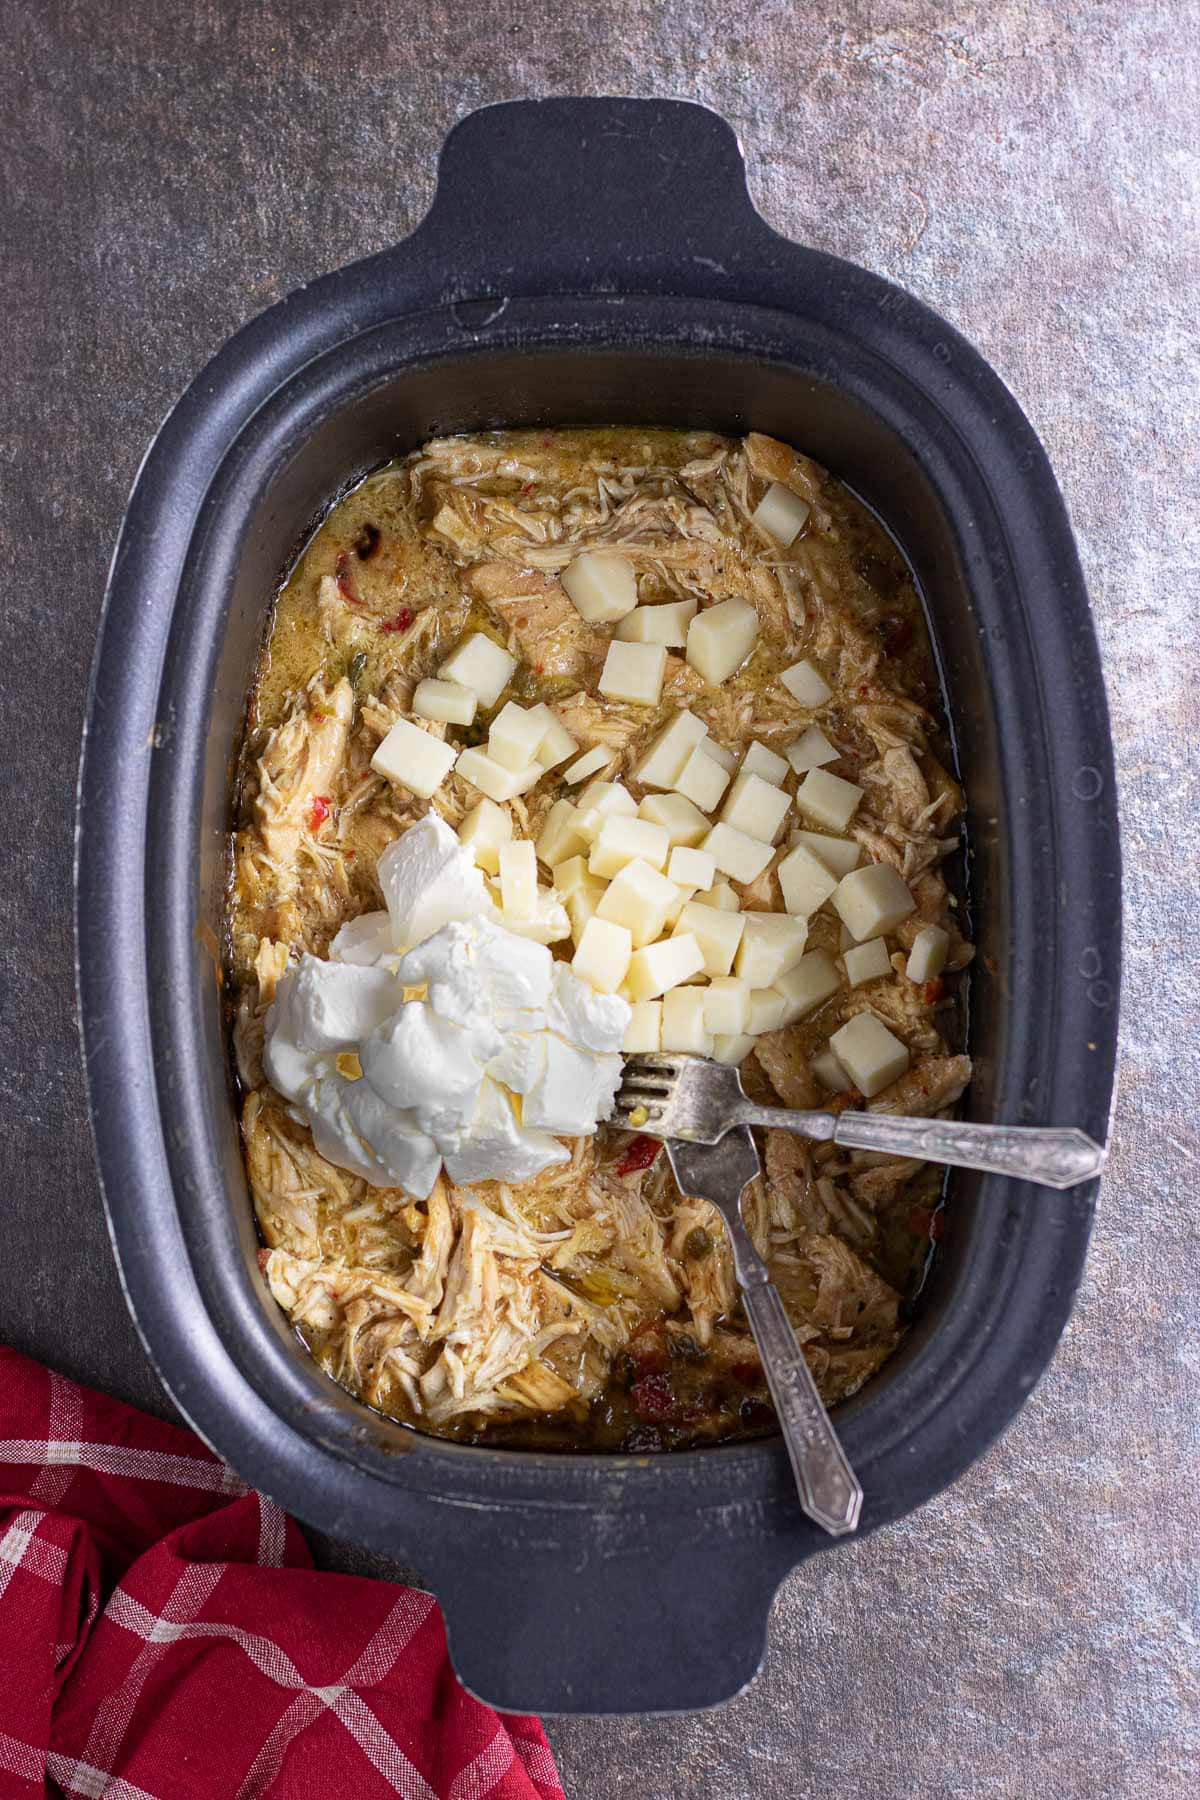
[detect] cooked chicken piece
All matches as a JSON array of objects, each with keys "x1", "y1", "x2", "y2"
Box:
[
  {"x1": 254, "y1": 677, "x2": 353, "y2": 867},
  {"x1": 868, "y1": 1055, "x2": 972, "y2": 1118},
  {"x1": 668, "y1": 1202, "x2": 735, "y2": 1347},
  {"x1": 244, "y1": 1094, "x2": 323, "y2": 1259},
  {"x1": 464, "y1": 561, "x2": 606, "y2": 683},
  {"x1": 753, "y1": 1029, "x2": 820, "y2": 1110}
]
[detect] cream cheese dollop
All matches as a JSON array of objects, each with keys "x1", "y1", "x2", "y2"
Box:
[{"x1": 264, "y1": 814, "x2": 630, "y2": 1197}]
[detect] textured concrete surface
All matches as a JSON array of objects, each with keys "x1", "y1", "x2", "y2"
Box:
[{"x1": 2, "y1": 2, "x2": 1197, "y2": 1795}]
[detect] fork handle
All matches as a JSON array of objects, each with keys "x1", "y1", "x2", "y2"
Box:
[{"x1": 732, "y1": 1104, "x2": 1106, "y2": 1191}]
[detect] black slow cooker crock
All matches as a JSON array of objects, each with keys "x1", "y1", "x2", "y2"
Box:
[{"x1": 75, "y1": 97, "x2": 1121, "y2": 1714}]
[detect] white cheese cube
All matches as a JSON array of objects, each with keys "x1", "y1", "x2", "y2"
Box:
[
  {"x1": 456, "y1": 746, "x2": 540, "y2": 803},
  {"x1": 795, "y1": 768, "x2": 865, "y2": 834},
  {"x1": 560, "y1": 549, "x2": 638, "y2": 623},
  {"x1": 633, "y1": 710, "x2": 708, "y2": 789},
  {"x1": 567, "y1": 885, "x2": 602, "y2": 943},
  {"x1": 572, "y1": 917, "x2": 633, "y2": 994},
  {"x1": 778, "y1": 842, "x2": 840, "y2": 917},
  {"x1": 692, "y1": 879, "x2": 741, "y2": 912},
  {"x1": 498, "y1": 840, "x2": 537, "y2": 921},
  {"x1": 637, "y1": 791, "x2": 710, "y2": 847},
  {"x1": 528, "y1": 704, "x2": 578, "y2": 770},
  {"x1": 615, "y1": 598, "x2": 697, "y2": 646},
  {"x1": 833, "y1": 862, "x2": 916, "y2": 942},
  {"x1": 780, "y1": 658, "x2": 832, "y2": 708},
  {"x1": 588, "y1": 815, "x2": 671, "y2": 878},
  {"x1": 535, "y1": 800, "x2": 589, "y2": 869},
  {"x1": 489, "y1": 701, "x2": 550, "y2": 771},
  {"x1": 907, "y1": 924, "x2": 950, "y2": 984},
  {"x1": 747, "y1": 988, "x2": 791, "y2": 1034},
  {"x1": 735, "y1": 912, "x2": 809, "y2": 987},
  {"x1": 624, "y1": 1000, "x2": 663, "y2": 1053},
  {"x1": 598, "y1": 639, "x2": 668, "y2": 707},
  {"x1": 686, "y1": 598, "x2": 759, "y2": 685},
  {"x1": 786, "y1": 725, "x2": 839, "y2": 774},
  {"x1": 457, "y1": 797, "x2": 512, "y2": 874},
  {"x1": 553, "y1": 854, "x2": 597, "y2": 897},
  {"x1": 701, "y1": 822, "x2": 775, "y2": 884},
  {"x1": 829, "y1": 1014, "x2": 910, "y2": 1098},
  {"x1": 413, "y1": 677, "x2": 478, "y2": 727},
  {"x1": 626, "y1": 932, "x2": 706, "y2": 1000},
  {"x1": 812, "y1": 1047, "x2": 854, "y2": 1093},
  {"x1": 742, "y1": 740, "x2": 790, "y2": 786},
  {"x1": 674, "y1": 744, "x2": 731, "y2": 812},
  {"x1": 774, "y1": 951, "x2": 842, "y2": 1023},
  {"x1": 751, "y1": 480, "x2": 811, "y2": 546},
  {"x1": 843, "y1": 937, "x2": 893, "y2": 986},
  {"x1": 713, "y1": 1033, "x2": 758, "y2": 1065},
  {"x1": 794, "y1": 831, "x2": 862, "y2": 878},
  {"x1": 371, "y1": 718, "x2": 458, "y2": 799},
  {"x1": 577, "y1": 779, "x2": 637, "y2": 818},
  {"x1": 661, "y1": 988, "x2": 713, "y2": 1056},
  {"x1": 720, "y1": 770, "x2": 792, "y2": 844},
  {"x1": 701, "y1": 740, "x2": 738, "y2": 773},
  {"x1": 703, "y1": 976, "x2": 751, "y2": 1036},
  {"x1": 673, "y1": 900, "x2": 746, "y2": 977},
  {"x1": 668, "y1": 845, "x2": 716, "y2": 891},
  {"x1": 562, "y1": 744, "x2": 614, "y2": 785},
  {"x1": 596, "y1": 858, "x2": 679, "y2": 948},
  {"x1": 438, "y1": 632, "x2": 517, "y2": 709}
]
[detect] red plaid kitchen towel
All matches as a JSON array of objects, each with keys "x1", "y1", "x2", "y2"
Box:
[{"x1": 0, "y1": 1347, "x2": 564, "y2": 1799}]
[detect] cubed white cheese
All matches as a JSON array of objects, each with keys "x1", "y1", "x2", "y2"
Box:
[
  {"x1": 741, "y1": 740, "x2": 790, "y2": 786},
  {"x1": 843, "y1": 937, "x2": 892, "y2": 986},
  {"x1": 588, "y1": 815, "x2": 671, "y2": 879},
  {"x1": 674, "y1": 744, "x2": 731, "y2": 812},
  {"x1": 906, "y1": 924, "x2": 950, "y2": 984},
  {"x1": 623, "y1": 1000, "x2": 663, "y2": 1053},
  {"x1": 489, "y1": 700, "x2": 549, "y2": 771},
  {"x1": 535, "y1": 800, "x2": 589, "y2": 869},
  {"x1": 700, "y1": 740, "x2": 738, "y2": 773},
  {"x1": 747, "y1": 988, "x2": 791, "y2": 1034},
  {"x1": 438, "y1": 632, "x2": 517, "y2": 709},
  {"x1": 528, "y1": 704, "x2": 578, "y2": 770},
  {"x1": 712, "y1": 1032, "x2": 758, "y2": 1065},
  {"x1": 794, "y1": 831, "x2": 862, "y2": 878},
  {"x1": 795, "y1": 768, "x2": 865, "y2": 834},
  {"x1": 734, "y1": 913, "x2": 808, "y2": 987},
  {"x1": 598, "y1": 639, "x2": 668, "y2": 707},
  {"x1": 703, "y1": 976, "x2": 751, "y2": 1036},
  {"x1": 560, "y1": 549, "x2": 638, "y2": 623},
  {"x1": 673, "y1": 900, "x2": 746, "y2": 977},
  {"x1": 780, "y1": 658, "x2": 832, "y2": 708},
  {"x1": 829, "y1": 1014, "x2": 910, "y2": 1098},
  {"x1": 692, "y1": 879, "x2": 741, "y2": 912},
  {"x1": 668, "y1": 845, "x2": 716, "y2": 891},
  {"x1": 625, "y1": 932, "x2": 706, "y2": 1000},
  {"x1": 577, "y1": 779, "x2": 638, "y2": 818},
  {"x1": 774, "y1": 950, "x2": 842, "y2": 1023},
  {"x1": 457, "y1": 797, "x2": 513, "y2": 874},
  {"x1": 661, "y1": 988, "x2": 713, "y2": 1055},
  {"x1": 562, "y1": 744, "x2": 614, "y2": 785},
  {"x1": 614, "y1": 598, "x2": 697, "y2": 646},
  {"x1": 777, "y1": 842, "x2": 840, "y2": 918},
  {"x1": 596, "y1": 858, "x2": 679, "y2": 948},
  {"x1": 686, "y1": 598, "x2": 759, "y2": 685},
  {"x1": 567, "y1": 885, "x2": 602, "y2": 943},
  {"x1": 833, "y1": 862, "x2": 916, "y2": 941},
  {"x1": 701, "y1": 822, "x2": 775, "y2": 884},
  {"x1": 456, "y1": 746, "x2": 541, "y2": 804},
  {"x1": 786, "y1": 725, "x2": 839, "y2": 774},
  {"x1": 413, "y1": 677, "x2": 478, "y2": 727},
  {"x1": 751, "y1": 480, "x2": 811, "y2": 546},
  {"x1": 498, "y1": 840, "x2": 537, "y2": 921},
  {"x1": 720, "y1": 770, "x2": 792, "y2": 844},
  {"x1": 552, "y1": 854, "x2": 598, "y2": 897},
  {"x1": 633, "y1": 710, "x2": 708, "y2": 789},
  {"x1": 637, "y1": 791, "x2": 711, "y2": 847},
  {"x1": 812, "y1": 1047, "x2": 854, "y2": 1093},
  {"x1": 572, "y1": 917, "x2": 633, "y2": 994},
  {"x1": 371, "y1": 718, "x2": 458, "y2": 799}
]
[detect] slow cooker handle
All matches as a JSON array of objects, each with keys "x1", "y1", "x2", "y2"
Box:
[{"x1": 409, "y1": 96, "x2": 775, "y2": 302}]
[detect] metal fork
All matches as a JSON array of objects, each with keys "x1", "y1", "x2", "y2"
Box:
[
  {"x1": 664, "y1": 1127, "x2": 863, "y2": 1537},
  {"x1": 617, "y1": 1055, "x2": 1107, "y2": 1189}
]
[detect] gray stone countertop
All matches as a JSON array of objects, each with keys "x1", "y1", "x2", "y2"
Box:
[{"x1": 1, "y1": 2, "x2": 1196, "y2": 1794}]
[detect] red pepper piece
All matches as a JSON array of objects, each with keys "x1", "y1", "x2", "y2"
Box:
[
  {"x1": 334, "y1": 550, "x2": 360, "y2": 605},
  {"x1": 924, "y1": 977, "x2": 945, "y2": 1005},
  {"x1": 380, "y1": 607, "x2": 413, "y2": 635},
  {"x1": 615, "y1": 1133, "x2": 661, "y2": 1178},
  {"x1": 309, "y1": 795, "x2": 331, "y2": 831},
  {"x1": 630, "y1": 1372, "x2": 677, "y2": 1423}
]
